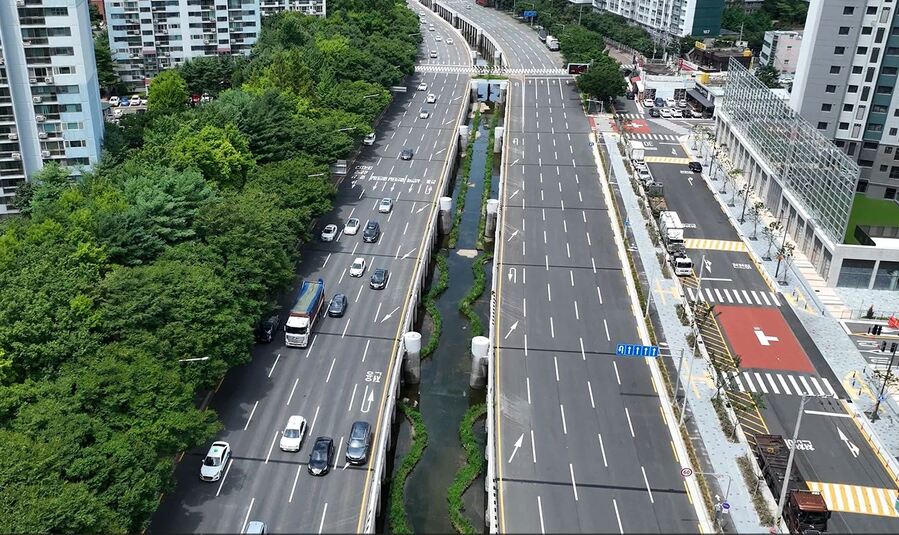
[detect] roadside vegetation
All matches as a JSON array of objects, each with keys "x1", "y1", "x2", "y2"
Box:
[
  {"x1": 389, "y1": 402, "x2": 429, "y2": 534},
  {"x1": 447, "y1": 403, "x2": 488, "y2": 534},
  {"x1": 0, "y1": 2, "x2": 420, "y2": 532}
]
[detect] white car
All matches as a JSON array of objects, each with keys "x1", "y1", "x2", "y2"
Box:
[
  {"x1": 363, "y1": 132, "x2": 376, "y2": 145},
  {"x1": 349, "y1": 257, "x2": 367, "y2": 277},
  {"x1": 321, "y1": 224, "x2": 338, "y2": 242},
  {"x1": 130, "y1": 94, "x2": 142, "y2": 106},
  {"x1": 419, "y1": 108, "x2": 430, "y2": 119},
  {"x1": 666, "y1": 98, "x2": 677, "y2": 107},
  {"x1": 430, "y1": 50, "x2": 438, "y2": 58},
  {"x1": 429, "y1": 24, "x2": 435, "y2": 31},
  {"x1": 643, "y1": 99, "x2": 654, "y2": 108},
  {"x1": 279, "y1": 415, "x2": 307, "y2": 452},
  {"x1": 108, "y1": 96, "x2": 120, "y2": 106},
  {"x1": 670, "y1": 108, "x2": 683, "y2": 118},
  {"x1": 435, "y1": 35, "x2": 442, "y2": 42},
  {"x1": 659, "y1": 108, "x2": 672, "y2": 118},
  {"x1": 378, "y1": 197, "x2": 393, "y2": 213},
  {"x1": 426, "y1": 93, "x2": 437, "y2": 103},
  {"x1": 200, "y1": 441, "x2": 231, "y2": 481},
  {"x1": 417, "y1": 82, "x2": 428, "y2": 91},
  {"x1": 447, "y1": 38, "x2": 454, "y2": 45},
  {"x1": 678, "y1": 100, "x2": 687, "y2": 108},
  {"x1": 344, "y1": 217, "x2": 361, "y2": 235}
]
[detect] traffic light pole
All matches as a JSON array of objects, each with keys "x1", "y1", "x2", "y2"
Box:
[{"x1": 870, "y1": 342, "x2": 898, "y2": 421}]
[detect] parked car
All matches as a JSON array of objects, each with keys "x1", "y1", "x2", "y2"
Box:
[
  {"x1": 345, "y1": 421, "x2": 372, "y2": 465},
  {"x1": 255, "y1": 315, "x2": 280, "y2": 343},
  {"x1": 649, "y1": 108, "x2": 660, "y2": 118},
  {"x1": 245, "y1": 521, "x2": 266, "y2": 534},
  {"x1": 344, "y1": 217, "x2": 361, "y2": 235},
  {"x1": 378, "y1": 197, "x2": 393, "y2": 213},
  {"x1": 120, "y1": 98, "x2": 130, "y2": 107},
  {"x1": 328, "y1": 293, "x2": 348, "y2": 317},
  {"x1": 654, "y1": 97, "x2": 665, "y2": 107},
  {"x1": 670, "y1": 108, "x2": 683, "y2": 118},
  {"x1": 417, "y1": 82, "x2": 428, "y2": 91},
  {"x1": 109, "y1": 96, "x2": 120, "y2": 106},
  {"x1": 426, "y1": 93, "x2": 437, "y2": 103},
  {"x1": 688, "y1": 161, "x2": 703, "y2": 173},
  {"x1": 349, "y1": 257, "x2": 367, "y2": 277},
  {"x1": 419, "y1": 108, "x2": 430, "y2": 119},
  {"x1": 308, "y1": 436, "x2": 334, "y2": 476},
  {"x1": 666, "y1": 98, "x2": 677, "y2": 107},
  {"x1": 370, "y1": 268, "x2": 389, "y2": 289},
  {"x1": 659, "y1": 108, "x2": 672, "y2": 118},
  {"x1": 678, "y1": 99, "x2": 688, "y2": 108},
  {"x1": 362, "y1": 220, "x2": 381, "y2": 243},
  {"x1": 321, "y1": 224, "x2": 338, "y2": 242},
  {"x1": 130, "y1": 94, "x2": 142, "y2": 106},
  {"x1": 400, "y1": 148, "x2": 414, "y2": 160},
  {"x1": 625, "y1": 91, "x2": 634, "y2": 100},
  {"x1": 643, "y1": 99, "x2": 654, "y2": 108},
  {"x1": 363, "y1": 132, "x2": 376, "y2": 145},
  {"x1": 200, "y1": 441, "x2": 231, "y2": 481},
  {"x1": 279, "y1": 415, "x2": 307, "y2": 452}
]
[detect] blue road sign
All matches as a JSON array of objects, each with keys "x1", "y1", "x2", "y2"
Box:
[
  {"x1": 523, "y1": 10, "x2": 537, "y2": 18},
  {"x1": 615, "y1": 343, "x2": 659, "y2": 357}
]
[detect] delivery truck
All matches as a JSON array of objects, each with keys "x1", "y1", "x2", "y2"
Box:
[{"x1": 285, "y1": 278, "x2": 325, "y2": 348}]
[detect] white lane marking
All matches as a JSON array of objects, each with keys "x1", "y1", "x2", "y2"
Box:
[
  {"x1": 566, "y1": 242, "x2": 570, "y2": 258},
  {"x1": 338, "y1": 268, "x2": 347, "y2": 285},
  {"x1": 592, "y1": 257, "x2": 597, "y2": 273},
  {"x1": 523, "y1": 297, "x2": 527, "y2": 318},
  {"x1": 603, "y1": 318, "x2": 610, "y2": 341},
  {"x1": 547, "y1": 283, "x2": 552, "y2": 301},
  {"x1": 597, "y1": 285, "x2": 603, "y2": 303},
  {"x1": 574, "y1": 300, "x2": 580, "y2": 320},
  {"x1": 244, "y1": 400, "x2": 259, "y2": 430},
  {"x1": 579, "y1": 337, "x2": 586, "y2": 360},
  {"x1": 537, "y1": 496, "x2": 546, "y2": 534},
  {"x1": 287, "y1": 378, "x2": 299, "y2": 405},
  {"x1": 625, "y1": 407, "x2": 635, "y2": 437},
  {"x1": 322, "y1": 252, "x2": 331, "y2": 268},
  {"x1": 216, "y1": 458, "x2": 233, "y2": 497},
  {"x1": 613, "y1": 499, "x2": 624, "y2": 533},
  {"x1": 559, "y1": 404, "x2": 569, "y2": 435},
  {"x1": 550, "y1": 316, "x2": 555, "y2": 338},
  {"x1": 641, "y1": 466, "x2": 655, "y2": 503},
  {"x1": 289, "y1": 465, "x2": 302, "y2": 502},
  {"x1": 355, "y1": 285, "x2": 364, "y2": 303},
  {"x1": 318, "y1": 502, "x2": 328, "y2": 534},
  {"x1": 334, "y1": 436, "x2": 344, "y2": 469},
  {"x1": 554, "y1": 356, "x2": 560, "y2": 381},
  {"x1": 804, "y1": 409, "x2": 852, "y2": 418},
  {"x1": 570, "y1": 270, "x2": 575, "y2": 286},
  {"x1": 341, "y1": 318, "x2": 351, "y2": 338},
  {"x1": 598, "y1": 433, "x2": 608, "y2": 467},
  {"x1": 310, "y1": 405, "x2": 320, "y2": 432},
  {"x1": 587, "y1": 380, "x2": 596, "y2": 408},
  {"x1": 362, "y1": 339, "x2": 371, "y2": 362},
  {"x1": 374, "y1": 302, "x2": 382, "y2": 324},
  {"x1": 268, "y1": 353, "x2": 281, "y2": 378},
  {"x1": 526, "y1": 376, "x2": 532, "y2": 404},
  {"x1": 241, "y1": 498, "x2": 255, "y2": 533},
  {"x1": 265, "y1": 431, "x2": 278, "y2": 464},
  {"x1": 570, "y1": 463, "x2": 579, "y2": 501},
  {"x1": 348, "y1": 383, "x2": 358, "y2": 412},
  {"x1": 613, "y1": 361, "x2": 621, "y2": 384},
  {"x1": 530, "y1": 429, "x2": 537, "y2": 463},
  {"x1": 325, "y1": 357, "x2": 336, "y2": 383}
]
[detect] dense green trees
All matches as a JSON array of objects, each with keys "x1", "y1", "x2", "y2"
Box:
[
  {"x1": 0, "y1": 1, "x2": 416, "y2": 532},
  {"x1": 577, "y1": 54, "x2": 627, "y2": 103},
  {"x1": 93, "y1": 31, "x2": 123, "y2": 97}
]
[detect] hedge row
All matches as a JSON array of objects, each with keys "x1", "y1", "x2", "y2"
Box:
[
  {"x1": 421, "y1": 251, "x2": 450, "y2": 359},
  {"x1": 476, "y1": 110, "x2": 502, "y2": 249},
  {"x1": 459, "y1": 252, "x2": 492, "y2": 337},
  {"x1": 448, "y1": 111, "x2": 481, "y2": 248},
  {"x1": 388, "y1": 402, "x2": 429, "y2": 534},
  {"x1": 447, "y1": 403, "x2": 488, "y2": 534}
]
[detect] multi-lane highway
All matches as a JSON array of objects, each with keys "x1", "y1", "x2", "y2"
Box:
[
  {"x1": 615, "y1": 96, "x2": 899, "y2": 531},
  {"x1": 149, "y1": 6, "x2": 472, "y2": 533}
]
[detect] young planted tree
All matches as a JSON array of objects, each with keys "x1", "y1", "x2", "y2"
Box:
[
  {"x1": 748, "y1": 201, "x2": 765, "y2": 240},
  {"x1": 730, "y1": 182, "x2": 747, "y2": 208},
  {"x1": 779, "y1": 242, "x2": 796, "y2": 284},
  {"x1": 762, "y1": 220, "x2": 783, "y2": 260}
]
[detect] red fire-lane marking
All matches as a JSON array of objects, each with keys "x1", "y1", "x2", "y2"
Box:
[{"x1": 716, "y1": 305, "x2": 815, "y2": 373}]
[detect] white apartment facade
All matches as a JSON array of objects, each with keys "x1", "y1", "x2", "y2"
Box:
[
  {"x1": 260, "y1": 0, "x2": 325, "y2": 17},
  {"x1": 592, "y1": 0, "x2": 725, "y2": 38},
  {"x1": 0, "y1": 0, "x2": 104, "y2": 215},
  {"x1": 759, "y1": 30, "x2": 802, "y2": 74}
]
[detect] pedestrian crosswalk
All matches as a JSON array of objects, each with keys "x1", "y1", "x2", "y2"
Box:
[
  {"x1": 645, "y1": 156, "x2": 692, "y2": 164},
  {"x1": 615, "y1": 113, "x2": 644, "y2": 120},
  {"x1": 806, "y1": 482, "x2": 899, "y2": 518},
  {"x1": 686, "y1": 286, "x2": 782, "y2": 307},
  {"x1": 684, "y1": 238, "x2": 748, "y2": 252},
  {"x1": 413, "y1": 65, "x2": 570, "y2": 76},
  {"x1": 629, "y1": 133, "x2": 680, "y2": 141},
  {"x1": 726, "y1": 371, "x2": 838, "y2": 397}
]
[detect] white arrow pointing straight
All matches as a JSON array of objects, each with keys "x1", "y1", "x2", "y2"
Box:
[
  {"x1": 381, "y1": 306, "x2": 401, "y2": 323},
  {"x1": 509, "y1": 189, "x2": 520, "y2": 199},
  {"x1": 507, "y1": 229, "x2": 519, "y2": 242},
  {"x1": 361, "y1": 390, "x2": 375, "y2": 413},
  {"x1": 417, "y1": 205, "x2": 427, "y2": 214},
  {"x1": 508, "y1": 433, "x2": 524, "y2": 463},
  {"x1": 837, "y1": 426, "x2": 860, "y2": 458},
  {"x1": 401, "y1": 248, "x2": 416, "y2": 260},
  {"x1": 504, "y1": 320, "x2": 519, "y2": 340}
]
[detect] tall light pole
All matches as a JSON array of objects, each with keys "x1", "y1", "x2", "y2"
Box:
[{"x1": 778, "y1": 395, "x2": 813, "y2": 523}]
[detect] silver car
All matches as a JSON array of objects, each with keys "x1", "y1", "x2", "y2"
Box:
[
  {"x1": 200, "y1": 441, "x2": 231, "y2": 481},
  {"x1": 321, "y1": 224, "x2": 338, "y2": 242},
  {"x1": 378, "y1": 198, "x2": 393, "y2": 213}
]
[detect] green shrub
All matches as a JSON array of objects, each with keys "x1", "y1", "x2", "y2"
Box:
[
  {"x1": 421, "y1": 251, "x2": 450, "y2": 358},
  {"x1": 449, "y1": 111, "x2": 481, "y2": 248},
  {"x1": 459, "y1": 253, "x2": 491, "y2": 337},
  {"x1": 388, "y1": 402, "x2": 429, "y2": 534},
  {"x1": 447, "y1": 404, "x2": 488, "y2": 534}
]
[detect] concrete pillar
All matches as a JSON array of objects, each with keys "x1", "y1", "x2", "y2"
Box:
[
  {"x1": 493, "y1": 50, "x2": 502, "y2": 68},
  {"x1": 403, "y1": 331, "x2": 422, "y2": 385},
  {"x1": 494, "y1": 126, "x2": 504, "y2": 153},
  {"x1": 470, "y1": 336, "x2": 489, "y2": 389},
  {"x1": 460, "y1": 123, "x2": 470, "y2": 150},
  {"x1": 438, "y1": 196, "x2": 453, "y2": 234},
  {"x1": 485, "y1": 199, "x2": 499, "y2": 240}
]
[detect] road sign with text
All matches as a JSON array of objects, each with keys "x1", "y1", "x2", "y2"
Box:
[
  {"x1": 522, "y1": 10, "x2": 537, "y2": 18},
  {"x1": 616, "y1": 343, "x2": 659, "y2": 357}
]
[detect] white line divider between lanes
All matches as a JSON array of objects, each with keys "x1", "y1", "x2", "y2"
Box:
[{"x1": 590, "y1": 131, "x2": 714, "y2": 533}]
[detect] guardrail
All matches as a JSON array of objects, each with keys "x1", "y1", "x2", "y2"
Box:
[
  {"x1": 485, "y1": 82, "x2": 511, "y2": 535},
  {"x1": 361, "y1": 79, "x2": 473, "y2": 533}
]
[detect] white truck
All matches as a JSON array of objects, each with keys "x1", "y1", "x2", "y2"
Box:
[
  {"x1": 628, "y1": 140, "x2": 645, "y2": 164},
  {"x1": 285, "y1": 278, "x2": 325, "y2": 347},
  {"x1": 545, "y1": 36, "x2": 560, "y2": 51},
  {"x1": 658, "y1": 211, "x2": 694, "y2": 276}
]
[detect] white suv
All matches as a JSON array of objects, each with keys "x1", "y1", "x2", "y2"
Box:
[{"x1": 200, "y1": 441, "x2": 231, "y2": 481}]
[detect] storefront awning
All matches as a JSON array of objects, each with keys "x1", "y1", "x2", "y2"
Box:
[{"x1": 687, "y1": 88, "x2": 714, "y2": 109}]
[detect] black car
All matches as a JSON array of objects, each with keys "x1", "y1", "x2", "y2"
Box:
[
  {"x1": 255, "y1": 315, "x2": 280, "y2": 343},
  {"x1": 400, "y1": 148, "x2": 414, "y2": 160},
  {"x1": 649, "y1": 107, "x2": 660, "y2": 118},
  {"x1": 688, "y1": 161, "x2": 703, "y2": 173},
  {"x1": 362, "y1": 220, "x2": 381, "y2": 243},
  {"x1": 345, "y1": 421, "x2": 371, "y2": 465},
  {"x1": 308, "y1": 436, "x2": 334, "y2": 476},
  {"x1": 328, "y1": 293, "x2": 348, "y2": 317},
  {"x1": 370, "y1": 268, "x2": 389, "y2": 290}
]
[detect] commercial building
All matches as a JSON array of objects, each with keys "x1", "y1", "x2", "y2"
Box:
[
  {"x1": 260, "y1": 0, "x2": 326, "y2": 17},
  {"x1": 790, "y1": 0, "x2": 899, "y2": 202},
  {"x1": 760, "y1": 30, "x2": 802, "y2": 74},
  {"x1": 0, "y1": 0, "x2": 105, "y2": 215},
  {"x1": 717, "y1": 59, "x2": 899, "y2": 290},
  {"x1": 592, "y1": 0, "x2": 726, "y2": 38}
]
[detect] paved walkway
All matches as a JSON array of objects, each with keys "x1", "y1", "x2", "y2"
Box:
[{"x1": 601, "y1": 130, "x2": 769, "y2": 533}]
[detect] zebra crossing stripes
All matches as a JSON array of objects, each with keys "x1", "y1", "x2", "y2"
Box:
[
  {"x1": 644, "y1": 156, "x2": 692, "y2": 164},
  {"x1": 686, "y1": 287, "x2": 782, "y2": 307},
  {"x1": 629, "y1": 133, "x2": 679, "y2": 141},
  {"x1": 727, "y1": 371, "x2": 838, "y2": 397},
  {"x1": 806, "y1": 482, "x2": 899, "y2": 518},
  {"x1": 615, "y1": 113, "x2": 644, "y2": 120},
  {"x1": 683, "y1": 238, "x2": 748, "y2": 252},
  {"x1": 413, "y1": 65, "x2": 570, "y2": 76}
]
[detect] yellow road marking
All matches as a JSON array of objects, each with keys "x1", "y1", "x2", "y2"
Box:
[
  {"x1": 645, "y1": 156, "x2": 692, "y2": 164},
  {"x1": 684, "y1": 238, "x2": 748, "y2": 252},
  {"x1": 807, "y1": 482, "x2": 899, "y2": 518},
  {"x1": 841, "y1": 399, "x2": 899, "y2": 489}
]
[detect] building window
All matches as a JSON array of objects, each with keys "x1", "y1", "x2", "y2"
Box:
[
  {"x1": 892, "y1": 128, "x2": 899, "y2": 136},
  {"x1": 859, "y1": 159, "x2": 875, "y2": 167},
  {"x1": 865, "y1": 26, "x2": 875, "y2": 35},
  {"x1": 867, "y1": 6, "x2": 878, "y2": 14},
  {"x1": 826, "y1": 84, "x2": 837, "y2": 93},
  {"x1": 830, "y1": 65, "x2": 842, "y2": 74},
  {"x1": 888, "y1": 47, "x2": 899, "y2": 55},
  {"x1": 885, "y1": 66, "x2": 899, "y2": 75},
  {"x1": 873, "y1": 105, "x2": 890, "y2": 113},
  {"x1": 65, "y1": 140, "x2": 86, "y2": 148},
  {"x1": 877, "y1": 27, "x2": 886, "y2": 43},
  {"x1": 818, "y1": 121, "x2": 829, "y2": 129},
  {"x1": 853, "y1": 65, "x2": 864, "y2": 74},
  {"x1": 845, "y1": 104, "x2": 855, "y2": 112},
  {"x1": 849, "y1": 143, "x2": 858, "y2": 155},
  {"x1": 877, "y1": 85, "x2": 893, "y2": 93},
  {"x1": 889, "y1": 147, "x2": 897, "y2": 154},
  {"x1": 869, "y1": 124, "x2": 884, "y2": 132},
  {"x1": 835, "y1": 46, "x2": 846, "y2": 54},
  {"x1": 839, "y1": 26, "x2": 851, "y2": 35},
  {"x1": 849, "y1": 84, "x2": 859, "y2": 93},
  {"x1": 858, "y1": 46, "x2": 869, "y2": 54},
  {"x1": 882, "y1": 164, "x2": 890, "y2": 172},
  {"x1": 864, "y1": 142, "x2": 879, "y2": 149},
  {"x1": 844, "y1": 6, "x2": 855, "y2": 15},
  {"x1": 887, "y1": 188, "x2": 897, "y2": 199},
  {"x1": 857, "y1": 180, "x2": 869, "y2": 192},
  {"x1": 836, "y1": 140, "x2": 846, "y2": 147},
  {"x1": 872, "y1": 48, "x2": 881, "y2": 62},
  {"x1": 822, "y1": 103, "x2": 833, "y2": 112}
]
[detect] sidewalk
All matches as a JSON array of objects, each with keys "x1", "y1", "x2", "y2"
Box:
[
  {"x1": 601, "y1": 129, "x2": 769, "y2": 533},
  {"x1": 686, "y1": 135, "x2": 899, "y2": 460}
]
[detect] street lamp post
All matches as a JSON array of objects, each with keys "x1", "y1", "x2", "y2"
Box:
[
  {"x1": 680, "y1": 254, "x2": 709, "y2": 426},
  {"x1": 774, "y1": 210, "x2": 791, "y2": 278},
  {"x1": 870, "y1": 341, "x2": 899, "y2": 421},
  {"x1": 739, "y1": 169, "x2": 757, "y2": 223},
  {"x1": 777, "y1": 395, "x2": 814, "y2": 526}
]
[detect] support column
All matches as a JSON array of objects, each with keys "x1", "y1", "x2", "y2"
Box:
[
  {"x1": 460, "y1": 123, "x2": 470, "y2": 150},
  {"x1": 438, "y1": 196, "x2": 453, "y2": 234},
  {"x1": 470, "y1": 336, "x2": 489, "y2": 389},
  {"x1": 485, "y1": 199, "x2": 499, "y2": 240},
  {"x1": 403, "y1": 331, "x2": 422, "y2": 384}
]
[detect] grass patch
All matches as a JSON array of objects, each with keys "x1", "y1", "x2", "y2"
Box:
[
  {"x1": 388, "y1": 402, "x2": 429, "y2": 535},
  {"x1": 447, "y1": 403, "x2": 488, "y2": 534},
  {"x1": 459, "y1": 252, "x2": 492, "y2": 337},
  {"x1": 421, "y1": 251, "x2": 450, "y2": 359},
  {"x1": 448, "y1": 111, "x2": 481, "y2": 249},
  {"x1": 844, "y1": 193, "x2": 899, "y2": 244},
  {"x1": 737, "y1": 455, "x2": 777, "y2": 527}
]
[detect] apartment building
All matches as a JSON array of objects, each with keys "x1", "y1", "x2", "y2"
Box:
[
  {"x1": 0, "y1": 0, "x2": 104, "y2": 215},
  {"x1": 260, "y1": 0, "x2": 325, "y2": 17},
  {"x1": 592, "y1": 0, "x2": 726, "y2": 37},
  {"x1": 760, "y1": 30, "x2": 802, "y2": 74},
  {"x1": 790, "y1": 0, "x2": 899, "y2": 201}
]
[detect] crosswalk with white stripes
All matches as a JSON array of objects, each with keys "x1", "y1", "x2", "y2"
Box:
[
  {"x1": 727, "y1": 370, "x2": 838, "y2": 397},
  {"x1": 630, "y1": 133, "x2": 680, "y2": 141},
  {"x1": 414, "y1": 65, "x2": 570, "y2": 76},
  {"x1": 686, "y1": 286, "x2": 782, "y2": 307},
  {"x1": 615, "y1": 113, "x2": 644, "y2": 120},
  {"x1": 806, "y1": 482, "x2": 899, "y2": 518}
]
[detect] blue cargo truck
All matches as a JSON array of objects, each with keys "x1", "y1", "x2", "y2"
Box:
[{"x1": 285, "y1": 278, "x2": 325, "y2": 348}]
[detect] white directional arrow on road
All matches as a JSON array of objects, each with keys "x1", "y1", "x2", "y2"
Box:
[
  {"x1": 687, "y1": 176, "x2": 693, "y2": 186},
  {"x1": 401, "y1": 248, "x2": 416, "y2": 260},
  {"x1": 360, "y1": 387, "x2": 374, "y2": 413},
  {"x1": 417, "y1": 205, "x2": 427, "y2": 214},
  {"x1": 509, "y1": 189, "x2": 520, "y2": 199},
  {"x1": 507, "y1": 267, "x2": 517, "y2": 283},
  {"x1": 381, "y1": 306, "x2": 401, "y2": 323},
  {"x1": 504, "y1": 321, "x2": 519, "y2": 340},
  {"x1": 508, "y1": 433, "x2": 524, "y2": 463},
  {"x1": 506, "y1": 229, "x2": 519, "y2": 242},
  {"x1": 837, "y1": 426, "x2": 860, "y2": 458}
]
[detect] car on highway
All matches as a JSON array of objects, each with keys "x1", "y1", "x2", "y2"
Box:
[
  {"x1": 345, "y1": 421, "x2": 372, "y2": 465},
  {"x1": 344, "y1": 217, "x2": 361, "y2": 235},
  {"x1": 349, "y1": 257, "x2": 367, "y2": 277},
  {"x1": 255, "y1": 315, "x2": 280, "y2": 343},
  {"x1": 308, "y1": 436, "x2": 334, "y2": 476},
  {"x1": 363, "y1": 132, "x2": 376, "y2": 145},
  {"x1": 688, "y1": 161, "x2": 703, "y2": 173},
  {"x1": 370, "y1": 268, "x2": 389, "y2": 290},
  {"x1": 417, "y1": 82, "x2": 428, "y2": 91},
  {"x1": 429, "y1": 24, "x2": 435, "y2": 31},
  {"x1": 659, "y1": 108, "x2": 672, "y2": 118},
  {"x1": 321, "y1": 224, "x2": 338, "y2": 241},
  {"x1": 430, "y1": 50, "x2": 438, "y2": 58},
  {"x1": 419, "y1": 107, "x2": 430, "y2": 119},
  {"x1": 447, "y1": 38, "x2": 454, "y2": 44},
  {"x1": 435, "y1": 35, "x2": 442, "y2": 42},
  {"x1": 649, "y1": 108, "x2": 660, "y2": 118},
  {"x1": 362, "y1": 220, "x2": 381, "y2": 243},
  {"x1": 378, "y1": 197, "x2": 393, "y2": 213},
  {"x1": 200, "y1": 441, "x2": 231, "y2": 481},
  {"x1": 400, "y1": 147, "x2": 414, "y2": 160},
  {"x1": 279, "y1": 415, "x2": 307, "y2": 452},
  {"x1": 426, "y1": 93, "x2": 437, "y2": 103},
  {"x1": 643, "y1": 98, "x2": 654, "y2": 107},
  {"x1": 328, "y1": 293, "x2": 348, "y2": 317},
  {"x1": 109, "y1": 96, "x2": 120, "y2": 106},
  {"x1": 245, "y1": 521, "x2": 267, "y2": 534}
]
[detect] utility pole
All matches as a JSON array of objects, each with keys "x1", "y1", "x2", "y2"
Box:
[
  {"x1": 774, "y1": 211, "x2": 790, "y2": 278},
  {"x1": 871, "y1": 342, "x2": 899, "y2": 421},
  {"x1": 778, "y1": 395, "x2": 811, "y2": 522}
]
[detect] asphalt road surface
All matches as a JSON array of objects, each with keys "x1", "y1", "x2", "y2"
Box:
[
  {"x1": 149, "y1": 6, "x2": 472, "y2": 533},
  {"x1": 619, "y1": 96, "x2": 899, "y2": 530}
]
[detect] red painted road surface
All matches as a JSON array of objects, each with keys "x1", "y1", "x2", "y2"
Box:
[{"x1": 716, "y1": 305, "x2": 815, "y2": 373}]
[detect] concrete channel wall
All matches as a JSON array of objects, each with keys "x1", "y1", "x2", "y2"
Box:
[{"x1": 419, "y1": 0, "x2": 505, "y2": 67}]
